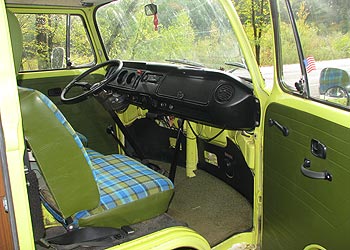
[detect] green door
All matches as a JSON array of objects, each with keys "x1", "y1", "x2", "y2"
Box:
[
  {"x1": 263, "y1": 0, "x2": 350, "y2": 249},
  {"x1": 263, "y1": 102, "x2": 350, "y2": 249}
]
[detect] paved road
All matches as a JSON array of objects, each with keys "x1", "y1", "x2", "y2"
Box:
[{"x1": 259, "y1": 58, "x2": 350, "y2": 96}]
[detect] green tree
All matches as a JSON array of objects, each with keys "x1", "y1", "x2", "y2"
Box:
[
  {"x1": 17, "y1": 14, "x2": 65, "y2": 70},
  {"x1": 234, "y1": 0, "x2": 270, "y2": 65},
  {"x1": 96, "y1": 0, "x2": 243, "y2": 69}
]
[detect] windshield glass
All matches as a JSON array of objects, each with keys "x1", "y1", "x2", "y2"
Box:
[{"x1": 96, "y1": 0, "x2": 247, "y2": 73}]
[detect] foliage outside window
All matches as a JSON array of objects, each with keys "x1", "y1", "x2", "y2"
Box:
[
  {"x1": 16, "y1": 14, "x2": 95, "y2": 72},
  {"x1": 96, "y1": 0, "x2": 250, "y2": 78},
  {"x1": 233, "y1": 0, "x2": 273, "y2": 89},
  {"x1": 233, "y1": 0, "x2": 271, "y2": 67}
]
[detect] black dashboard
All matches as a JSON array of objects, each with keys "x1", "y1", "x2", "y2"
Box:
[{"x1": 105, "y1": 61, "x2": 260, "y2": 130}]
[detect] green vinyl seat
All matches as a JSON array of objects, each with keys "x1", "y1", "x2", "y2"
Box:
[
  {"x1": 18, "y1": 84, "x2": 174, "y2": 230},
  {"x1": 8, "y1": 9, "x2": 174, "y2": 229}
]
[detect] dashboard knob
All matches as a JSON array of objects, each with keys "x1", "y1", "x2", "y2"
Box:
[{"x1": 177, "y1": 91, "x2": 184, "y2": 99}]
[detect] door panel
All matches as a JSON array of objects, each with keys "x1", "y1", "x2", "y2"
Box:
[
  {"x1": 18, "y1": 74, "x2": 117, "y2": 154},
  {"x1": 263, "y1": 102, "x2": 350, "y2": 249}
]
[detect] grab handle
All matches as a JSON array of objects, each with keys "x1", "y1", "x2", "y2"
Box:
[{"x1": 301, "y1": 158, "x2": 332, "y2": 182}]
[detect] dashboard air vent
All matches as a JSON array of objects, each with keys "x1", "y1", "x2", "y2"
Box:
[{"x1": 215, "y1": 84, "x2": 234, "y2": 103}]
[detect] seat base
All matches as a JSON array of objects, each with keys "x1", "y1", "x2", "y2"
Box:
[
  {"x1": 76, "y1": 149, "x2": 174, "y2": 228},
  {"x1": 79, "y1": 190, "x2": 174, "y2": 228}
]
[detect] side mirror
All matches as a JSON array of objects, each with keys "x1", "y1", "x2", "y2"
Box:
[
  {"x1": 51, "y1": 47, "x2": 65, "y2": 69},
  {"x1": 319, "y1": 67, "x2": 350, "y2": 94},
  {"x1": 145, "y1": 3, "x2": 157, "y2": 16},
  {"x1": 323, "y1": 86, "x2": 350, "y2": 106}
]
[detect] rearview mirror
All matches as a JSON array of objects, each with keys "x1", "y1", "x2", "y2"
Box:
[{"x1": 145, "y1": 3, "x2": 157, "y2": 16}]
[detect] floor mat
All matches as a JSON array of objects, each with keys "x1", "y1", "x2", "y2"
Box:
[{"x1": 162, "y1": 162, "x2": 253, "y2": 246}]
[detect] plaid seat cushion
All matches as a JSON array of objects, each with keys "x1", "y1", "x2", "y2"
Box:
[
  {"x1": 73, "y1": 150, "x2": 174, "y2": 222},
  {"x1": 85, "y1": 148, "x2": 104, "y2": 159}
]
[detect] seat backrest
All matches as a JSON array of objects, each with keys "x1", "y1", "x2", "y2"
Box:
[
  {"x1": 19, "y1": 88, "x2": 100, "y2": 219},
  {"x1": 7, "y1": 9, "x2": 100, "y2": 219}
]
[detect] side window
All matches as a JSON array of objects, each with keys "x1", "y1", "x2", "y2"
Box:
[
  {"x1": 278, "y1": 2, "x2": 302, "y2": 92},
  {"x1": 298, "y1": 2, "x2": 350, "y2": 108},
  {"x1": 278, "y1": 0, "x2": 350, "y2": 109},
  {"x1": 15, "y1": 13, "x2": 95, "y2": 71},
  {"x1": 70, "y1": 15, "x2": 94, "y2": 67}
]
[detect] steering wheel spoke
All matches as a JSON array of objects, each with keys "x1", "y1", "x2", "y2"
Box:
[
  {"x1": 74, "y1": 81, "x2": 93, "y2": 90},
  {"x1": 61, "y1": 60, "x2": 123, "y2": 104}
]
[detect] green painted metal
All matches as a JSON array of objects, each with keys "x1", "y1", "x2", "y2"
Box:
[
  {"x1": 263, "y1": 102, "x2": 350, "y2": 249},
  {"x1": 1, "y1": 6, "x2": 35, "y2": 249}
]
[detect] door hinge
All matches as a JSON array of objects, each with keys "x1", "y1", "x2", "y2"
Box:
[{"x1": 2, "y1": 197, "x2": 8, "y2": 213}]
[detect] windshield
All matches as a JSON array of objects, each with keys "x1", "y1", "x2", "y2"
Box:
[{"x1": 96, "y1": 0, "x2": 247, "y2": 73}]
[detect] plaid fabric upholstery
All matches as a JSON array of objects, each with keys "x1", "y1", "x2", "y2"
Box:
[
  {"x1": 85, "y1": 148, "x2": 104, "y2": 159},
  {"x1": 319, "y1": 67, "x2": 350, "y2": 94},
  {"x1": 76, "y1": 132, "x2": 88, "y2": 147},
  {"x1": 19, "y1": 87, "x2": 93, "y2": 167},
  {"x1": 73, "y1": 150, "x2": 174, "y2": 221}
]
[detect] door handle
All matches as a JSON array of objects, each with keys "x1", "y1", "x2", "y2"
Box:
[
  {"x1": 268, "y1": 118, "x2": 289, "y2": 136},
  {"x1": 301, "y1": 158, "x2": 332, "y2": 181},
  {"x1": 311, "y1": 139, "x2": 326, "y2": 159}
]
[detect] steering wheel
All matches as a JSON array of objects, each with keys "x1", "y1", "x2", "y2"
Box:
[
  {"x1": 324, "y1": 86, "x2": 350, "y2": 106},
  {"x1": 61, "y1": 60, "x2": 123, "y2": 104}
]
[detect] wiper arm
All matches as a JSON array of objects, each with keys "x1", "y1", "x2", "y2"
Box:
[
  {"x1": 165, "y1": 58, "x2": 204, "y2": 67},
  {"x1": 225, "y1": 62, "x2": 247, "y2": 70}
]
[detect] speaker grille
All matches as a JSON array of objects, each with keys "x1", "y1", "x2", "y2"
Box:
[{"x1": 215, "y1": 84, "x2": 234, "y2": 103}]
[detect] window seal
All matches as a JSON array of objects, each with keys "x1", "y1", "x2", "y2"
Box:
[
  {"x1": 92, "y1": 3, "x2": 109, "y2": 60},
  {"x1": 284, "y1": 0, "x2": 309, "y2": 97},
  {"x1": 271, "y1": 0, "x2": 310, "y2": 97},
  {"x1": 66, "y1": 14, "x2": 72, "y2": 68}
]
